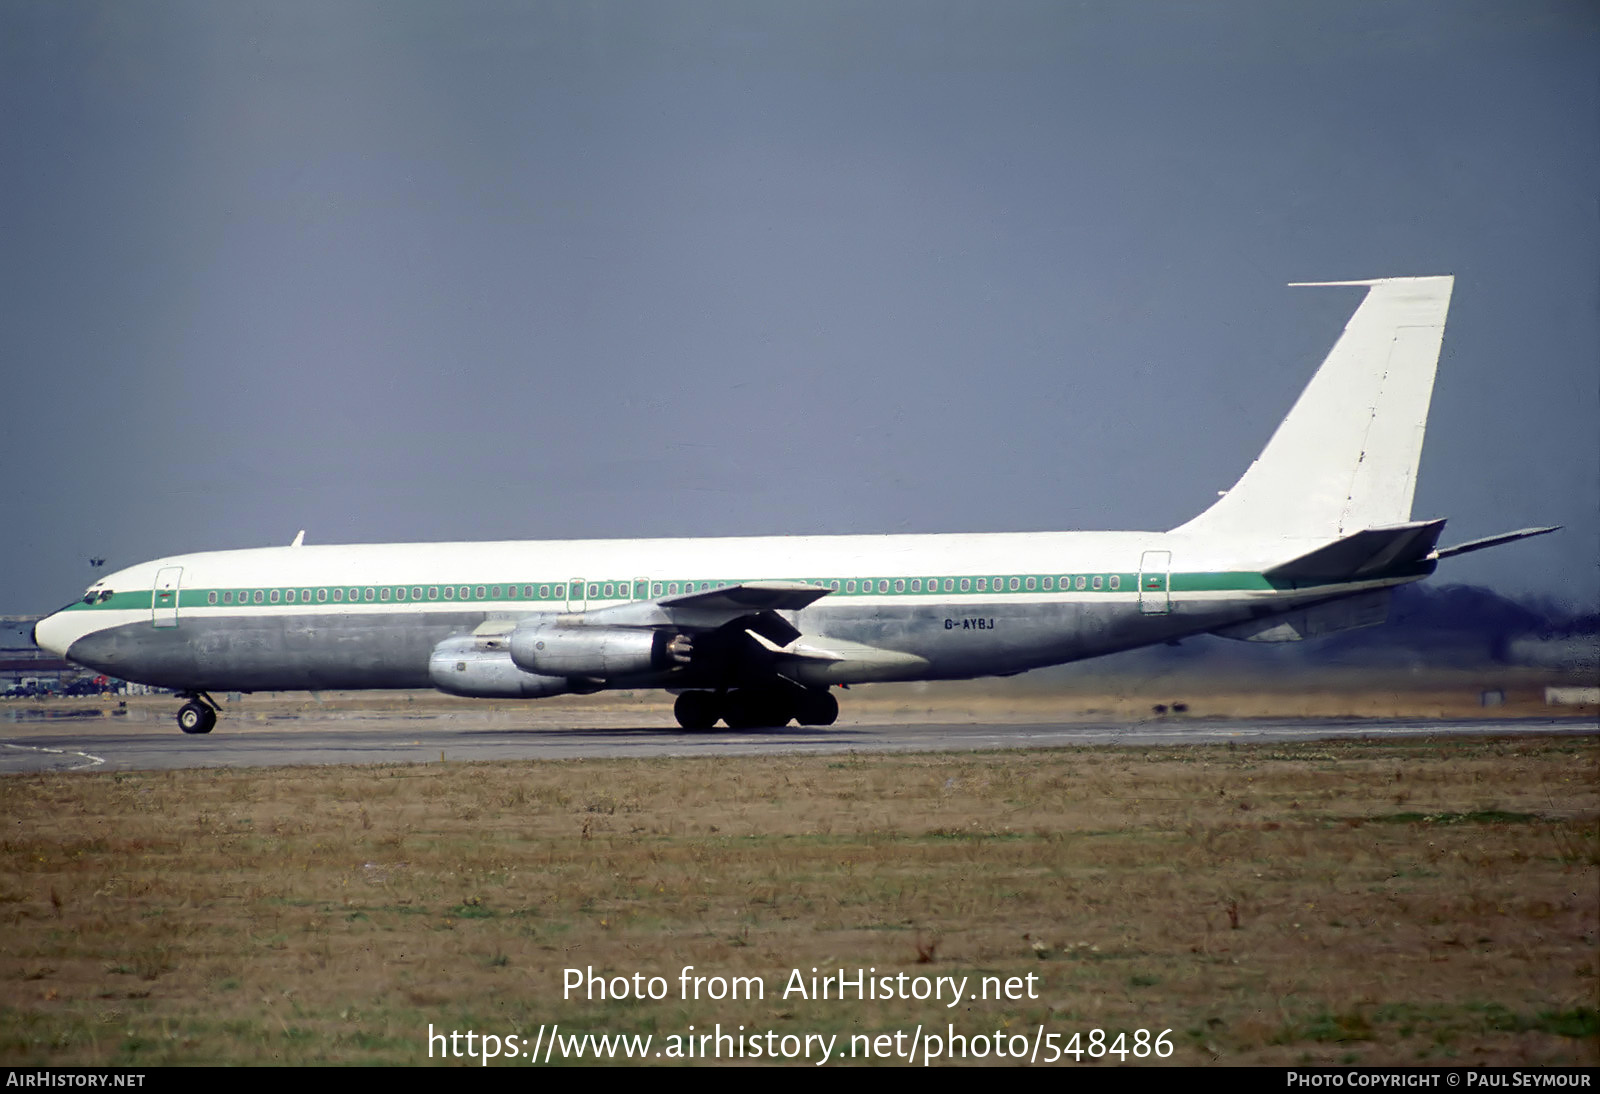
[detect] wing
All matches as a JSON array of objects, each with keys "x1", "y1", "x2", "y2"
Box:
[
  {"x1": 453, "y1": 579, "x2": 924, "y2": 695},
  {"x1": 658, "y1": 580, "x2": 832, "y2": 612}
]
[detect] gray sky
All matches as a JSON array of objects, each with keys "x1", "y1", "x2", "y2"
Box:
[{"x1": 4, "y1": 1, "x2": 1596, "y2": 615}]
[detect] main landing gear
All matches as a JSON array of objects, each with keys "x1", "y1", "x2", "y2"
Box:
[
  {"x1": 175, "y1": 692, "x2": 220, "y2": 735},
  {"x1": 674, "y1": 687, "x2": 839, "y2": 731}
]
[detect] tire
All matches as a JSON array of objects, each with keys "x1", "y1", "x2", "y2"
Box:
[
  {"x1": 673, "y1": 691, "x2": 719, "y2": 731},
  {"x1": 795, "y1": 689, "x2": 839, "y2": 727},
  {"x1": 177, "y1": 702, "x2": 215, "y2": 735}
]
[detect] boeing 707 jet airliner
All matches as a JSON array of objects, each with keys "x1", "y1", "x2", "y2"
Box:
[{"x1": 32, "y1": 276, "x2": 1555, "y2": 733}]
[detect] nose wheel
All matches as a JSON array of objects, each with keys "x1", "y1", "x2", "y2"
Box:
[{"x1": 176, "y1": 693, "x2": 220, "y2": 735}]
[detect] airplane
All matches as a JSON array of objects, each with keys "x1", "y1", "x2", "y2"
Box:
[{"x1": 32, "y1": 275, "x2": 1557, "y2": 735}]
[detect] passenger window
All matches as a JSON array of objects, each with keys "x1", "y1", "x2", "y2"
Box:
[
  {"x1": 1009, "y1": 577, "x2": 1020, "y2": 591},
  {"x1": 910, "y1": 579, "x2": 921, "y2": 592},
  {"x1": 223, "y1": 592, "x2": 233, "y2": 604},
  {"x1": 523, "y1": 585, "x2": 534, "y2": 598},
  {"x1": 285, "y1": 590, "x2": 295, "y2": 603},
  {"x1": 959, "y1": 578, "x2": 970, "y2": 592},
  {"x1": 553, "y1": 584, "x2": 564, "y2": 598},
  {"x1": 1076, "y1": 576, "x2": 1087, "y2": 590},
  {"x1": 254, "y1": 590, "x2": 264, "y2": 604},
  {"x1": 602, "y1": 583, "x2": 614, "y2": 598},
  {"x1": 333, "y1": 589, "x2": 343, "y2": 602},
  {"x1": 428, "y1": 587, "x2": 439, "y2": 600},
  {"x1": 890, "y1": 579, "x2": 901, "y2": 593},
  {"x1": 1092, "y1": 575, "x2": 1103, "y2": 590},
  {"x1": 652, "y1": 583, "x2": 663, "y2": 596},
  {"x1": 208, "y1": 592, "x2": 218, "y2": 604},
  {"x1": 459, "y1": 586, "x2": 470, "y2": 599},
  {"x1": 845, "y1": 580, "x2": 856, "y2": 593},
  {"x1": 349, "y1": 588, "x2": 360, "y2": 601},
  {"x1": 1042, "y1": 577, "x2": 1053, "y2": 591},
  {"x1": 1025, "y1": 576, "x2": 1036, "y2": 591},
  {"x1": 829, "y1": 580, "x2": 840, "y2": 590},
  {"x1": 412, "y1": 587, "x2": 422, "y2": 600},
  {"x1": 538, "y1": 585, "x2": 549, "y2": 598},
  {"x1": 588, "y1": 584, "x2": 599, "y2": 598},
  {"x1": 361, "y1": 588, "x2": 372, "y2": 601},
  {"x1": 380, "y1": 588, "x2": 391, "y2": 601},
  {"x1": 1109, "y1": 575, "x2": 1121, "y2": 590},
  {"x1": 443, "y1": 587, "x2": 454, "y2": 599},
  {"x1": 976, "y1": 578, "x2": 987, "y2": 592}
]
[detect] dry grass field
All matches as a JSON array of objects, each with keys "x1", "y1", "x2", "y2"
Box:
[{"x1": 0, "y1": 732, "x2": 1595, "y2": 1066}]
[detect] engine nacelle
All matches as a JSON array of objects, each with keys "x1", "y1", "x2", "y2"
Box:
[
  {"x1": 429, "y1": 635, "x2": 571, "y2": 698},
  {"x1": 509, "y1": 625, "x2": 688, "y2": 679}
]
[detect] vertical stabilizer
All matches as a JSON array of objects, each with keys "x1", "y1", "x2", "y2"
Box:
[{"x1": 1173, "y1": 275, "x2": 1454, "y2": 541}]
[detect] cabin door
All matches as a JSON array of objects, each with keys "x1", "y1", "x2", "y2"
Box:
[
  {"x1": 152, "y1": 567, "x2": 183, "y2": 628},
  {"x1": 1137, "y1": 551, "x2": 1171, "y2": 615}
]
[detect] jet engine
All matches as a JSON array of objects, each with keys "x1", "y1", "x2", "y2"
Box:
[
  {"x1": 508, "y1": 625, "x2": 691, "y2": 679},
  {"x1": 428, "y1": 635, "x2": 571, "y2": 698}
]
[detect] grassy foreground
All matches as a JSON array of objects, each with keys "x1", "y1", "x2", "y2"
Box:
[{"x1": 1, "y1": 734, "x2": 1595, "y2": 1066}]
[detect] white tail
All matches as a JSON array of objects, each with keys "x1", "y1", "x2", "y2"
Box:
[{"x1": 1173, "y1": 275, "x2": 1454, "y2": 541}]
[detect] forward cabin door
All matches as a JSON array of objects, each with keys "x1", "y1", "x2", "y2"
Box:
[
  {"x1": 1137, "y1": 551, "x2": 1171, "y2": 615},
  {"x1": 152, "y1": 566, "x2": 183, "y2": 628}
]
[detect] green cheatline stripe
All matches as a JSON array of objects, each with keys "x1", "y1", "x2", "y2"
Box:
[{"x1": 66, "y1": 568, "x2": 1305, "y2": 614}]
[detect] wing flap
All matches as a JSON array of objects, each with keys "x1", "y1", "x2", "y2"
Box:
[{"x1": 744, "y1": 629, "x2": 847, "y2": 662}]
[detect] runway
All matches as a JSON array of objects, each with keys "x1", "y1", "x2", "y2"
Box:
[{"x1": 0, "y1": 705, "x2": 1591, "y2": 773}]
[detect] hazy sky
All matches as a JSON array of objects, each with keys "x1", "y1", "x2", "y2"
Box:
[{"x1": 4, "y1": 1, "x2": 1596, "y2": 615}]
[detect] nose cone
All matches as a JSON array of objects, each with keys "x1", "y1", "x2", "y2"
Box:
[{"x1": 32, "y1": 610, "x2": 76, "y2": 659}]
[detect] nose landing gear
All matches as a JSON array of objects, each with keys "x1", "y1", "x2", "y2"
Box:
[{"x1": 175, "y1": 692, "x2": 220, "y2": 735}]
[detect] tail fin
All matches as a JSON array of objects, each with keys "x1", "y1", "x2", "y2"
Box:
[{"x1": 1173, "y1": 275, "x2": 1454, "y2": 540}]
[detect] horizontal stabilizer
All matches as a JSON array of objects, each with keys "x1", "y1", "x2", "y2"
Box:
[
  {"x1": 1432, "y1": 526, "x2": 1561, "y2": 560},
  {"x1": 1265, "y1": 520, "x2": 1445, "y2": 583}
]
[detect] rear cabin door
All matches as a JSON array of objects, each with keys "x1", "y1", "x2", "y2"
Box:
[
  {"x1": 1137, "y1": 551, "x2": 1171, "y2": 615},
  {"x1": 152, "y1": 566, "x2": 183, "y2": 627}
]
